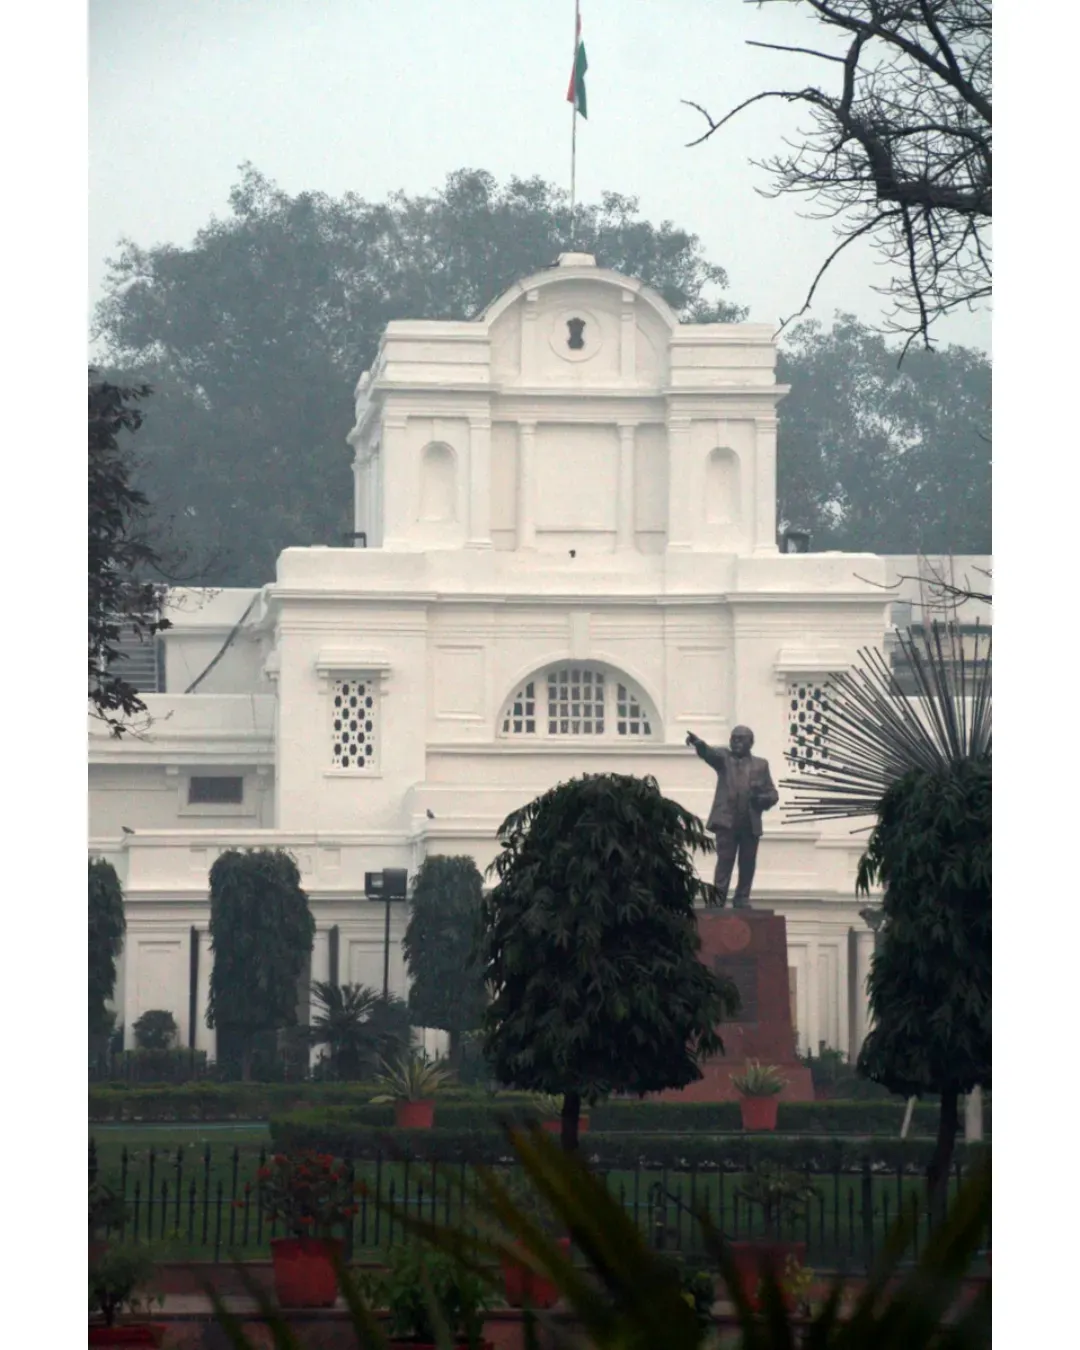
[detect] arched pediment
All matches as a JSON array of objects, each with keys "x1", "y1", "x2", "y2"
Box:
[{"x1": 478, "y1": 261, "x2": 679, "y2": 333}]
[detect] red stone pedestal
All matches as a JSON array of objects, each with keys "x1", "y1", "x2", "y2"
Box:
[{"x1": 662, "y1": 909, "x2": 814, "y2": 1103}]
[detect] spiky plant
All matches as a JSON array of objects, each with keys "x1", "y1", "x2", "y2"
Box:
[
  {"x1": 371, "y1": 1050, "x2": 455, "y2": 1103},
  {"x1": 782, "y1": 621, "x2": 990, "y2": 1218},
  {"x1": 308, "y1": 982, "x2": 411, "y2": 1081}
]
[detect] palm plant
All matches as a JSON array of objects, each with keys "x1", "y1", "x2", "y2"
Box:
[
  {"x1": 371, "y1": 1049, "x2": 455, "y2": 1103},
  {"x1": 307, "y1": 982, "x2": 411, "y2": 1081},
  {"x1": 782, "y1": 620, "x2": 991, "y2": 1216}
]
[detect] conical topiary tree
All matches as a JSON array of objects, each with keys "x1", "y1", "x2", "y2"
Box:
[
  {"x1": 402, "y1": 855, "x2": 487, "y2": 1068},
  {"x1": 89, "y1": 858, "x2": 126, "y2": 1040},
  {"x1": 207, "y1": 849, "x2": 315, "y2": 1081},
  {"x1": 783, "y1": 621, "x2": 991, "y2": 1216},
  {"x1": 478, "y1": 772, "x2": 739, "y2": 1151}
]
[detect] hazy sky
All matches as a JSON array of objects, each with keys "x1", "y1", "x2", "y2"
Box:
[{"x1": 89, "y1": 0, "x2": 990, "y2": 352}]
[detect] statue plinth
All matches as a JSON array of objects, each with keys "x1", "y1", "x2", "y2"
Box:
[{"x1": 660, "y1": 908, "x2": 814, "y2": 1103}]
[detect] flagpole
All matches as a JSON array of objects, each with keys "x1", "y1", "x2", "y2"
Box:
[{"x1": 569, "y1": 0, "x2": 580, "y2": 245}]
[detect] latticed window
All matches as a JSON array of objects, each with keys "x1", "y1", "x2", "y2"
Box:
[
  {"x1": 500, "y1": 666, "x2": 655, "y2": 740},
  {"x1": 331, "y1": 677, "x2": 377, "y2": 770},
  {"x1": 787, "y1": 679, "x2": 833, "y2": 773},
  {"x1": 501, "y1": 681, "x2": 536, "y2": 734},
  {"x1": 616, "y1": 684, "x2": 651, "y2": 736},
  {"x1": 548, "y1": 667, "x2": 605, "y2": 735}
]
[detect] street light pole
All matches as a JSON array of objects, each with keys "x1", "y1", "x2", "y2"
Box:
[{"x1": 365, "y1": 869, "x2": 409, "y2": 1001}]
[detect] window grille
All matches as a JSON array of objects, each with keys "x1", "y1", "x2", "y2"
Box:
[
  {"x1": 547, "y1": 667, "x2": 605, "y2": 735},
  {"x1": 616, "y1": 684, "x2": 652, "y2": 737},
  {"x1": 787, "y1": 680, "x2": 833, "y2": 774},
  {"x1": 501, "y1": 681, "x2": 536, "y2": 734},
  {"x1": 500, "y1": 666, "x2": 656, "y2": 741},
  {"x1": 331, "y1": 678, "x2": 377, "y2": 770},
  {"x1": 188, "y1": 776, "x2": 244, "y2": 805}
]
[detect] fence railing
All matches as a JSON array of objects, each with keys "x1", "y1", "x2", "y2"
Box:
[{"x1": 89, "y1": 1140, "x2": 987, "y2": 1274}]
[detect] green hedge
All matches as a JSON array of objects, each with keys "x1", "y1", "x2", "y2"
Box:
[
  {"x1": 89, "y1": 1085, "x2": 990, "y2": 1137},
  {"x1": 267, "y1": 1114, "x2": 990, "y2": 1174}
]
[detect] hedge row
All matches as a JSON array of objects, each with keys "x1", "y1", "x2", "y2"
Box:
[
  {"x1": 309, "y1": 1099, "x2": 977, "y2": 1138},
  {"x1": 89, "y1": 1084, "x2": 988, "y2": 1138},
  {"x1": 267, "y1": 1115, "x2": 990, "y2": 1174}
]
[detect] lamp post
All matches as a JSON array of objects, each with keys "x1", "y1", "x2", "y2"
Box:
[{"x1": 365, "y1": 869, "x2": 409, "y2": 998}]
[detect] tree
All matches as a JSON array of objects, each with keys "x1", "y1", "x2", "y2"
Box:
[
  {"x1": 478, "y1": 773, "x2": 739, "y2": 1151},
  {"x1": 402, "y1": 856, "x2": 488, "y2": 1068},
  {"x1": 687, "y1": 0, "x2": 991, "y2": 348},
  {"x1": 783, "y1": 622, "x2": 990, "y2": 1216},
  {"x1": 777, "y1": 315, "x2": 990, "y2": 551},
  {"x1": 89, "y1": 859, "x2": 126, "y2": 1038},
  {"x1": 93, "y1": 167, "x2": 744, "y2": 585},
  {"x1": 207, "y1": 849, "x2": 315, "y2": 1081},
  {"x1": 88, "y1": 372, "x2": 171, "y2": 734},
  {"x1": 308, "y1": 982, "x2": 411, "y2": 1080},
  {"x1": 132, "y1": 1009, "x2": 178, "y2": 1051}
]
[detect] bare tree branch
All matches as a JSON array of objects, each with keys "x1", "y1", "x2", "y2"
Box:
[{"x1": 688, "y1": 1, "x2": 992, "y2": 348}]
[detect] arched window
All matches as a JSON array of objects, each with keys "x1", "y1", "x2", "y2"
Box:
[
  {"x1": 419, "y1": 442, "x2": 457, "y2": 522},
  {"x1": 500, "y1": 665, "x2": 656, "y2": 739}
]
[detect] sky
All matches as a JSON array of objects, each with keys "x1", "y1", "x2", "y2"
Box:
[{"x1": 89, "y1": 0, "x2": 990, "y2": 353}]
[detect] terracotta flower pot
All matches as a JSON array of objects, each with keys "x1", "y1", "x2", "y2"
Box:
[
  {"x1": 739, "y1": 1095, "x2": 780, "y2": 1131},
  {"x1": 541, "y1": 1116, "x2": 589, "y2": 1135},
  {"x1": 270, "y1": 1236, "x2": 342, "y2": 1308},
  {"x1": 395, "y1": 1099, "x2": 435, "y2": 1129},
  {"x1": 88, "y1": 1326, "x2": 167, "y2": 1348},
  {"x1": 728, "y1": 1241, "x2": 807, "y2": 1311},
  {"x1": 501, "y1": 1235, "x2": 571, "y2": 1309}
]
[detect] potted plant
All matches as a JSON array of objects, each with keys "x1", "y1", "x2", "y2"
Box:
[
  {"x1": 729, "y1": 1163, "x2": 817, "y2": 1309},
  {"x1": 88, "y1": 1245, "x2": 165, "y2": 1347},
  {"x1": 533, "y1": 1093, "x2": 590, "y2": 1135},
  {"x1": 257, "y1": 1150, "x2": 359, "y2": 1307},
  {"x1": 731, "y1": 1060, "x2": 786, "y2": 1130},
  {"x1": 372, "y1": 1050, "x2": 454, "y2": 1128},
  {"x1": 89, "y1": 1180, "x2": 128, "y2": 1265},
  {"x1": 497, "y1": 1174, "x2": 572, "y2": 1310},
  {"x1": 375, "y1": 1242, "x2": 491, "y2": 1347}
]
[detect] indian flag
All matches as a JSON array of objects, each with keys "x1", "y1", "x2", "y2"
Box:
[{"x1": 566, "y1": 12, "x2": 588, "y2": 119}]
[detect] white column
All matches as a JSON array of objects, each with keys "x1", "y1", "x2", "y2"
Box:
[
  {"x1": 666, "y1": 416, "x2": 693, "y2": 550},
  {"x1": 353, "y1": 456, "x2": 368, "y2": 539},
  {"x1": 380, "y1": 417, "x2": 409, "y2": 548},
  {"x1": 194, "y1": 927, "x2": 216, "y2": 1060},
  {"x1": 853, "y1": 928, "x2": 875, "y2": 1052},
  {"x1": 753, "y1": 415, "x2": 779, "y2": 554},
  {"x1": 517, "y1": 421, "x2": 537, "y2": 549},
  {"x1": 616, "y1": 422, "x2": 635, "y2": 550},
  {"x1": 835, "y1": 938, "x2": 850, "y2": 1057},
  {"x1": 309, "y1": 929, "x2": 332, "y2": 1072},
  {"x1": 804, "y1": 939, "x2": 821, "y2": 1056},
  {"x1": 620, "y1": 291, "x2": 636, "y2": 380},
  {"x1": 467, "y1": 416, "x2": 492, "y2": 548}
]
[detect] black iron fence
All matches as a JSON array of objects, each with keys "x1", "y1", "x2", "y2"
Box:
[{"x1": 88, "y1": 1140, "x2": 987, "y2": 1274}]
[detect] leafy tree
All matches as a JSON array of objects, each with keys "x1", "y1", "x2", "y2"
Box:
[
  {"x1": 687, "y1": 0, "x2": 991, "y2": 348},
  {"x1": 402, "y1": 856, "x2": 487, "y2": 1067},
  {"x1": 89, "y1": 859, "x2": 126, "y2": 1038},
  {"x1": 478, "y1": 773, "x2": 739, "y2": 1151},
  {"x1": 783, "y1": 622, "x2": 991, "y2": 1216},
  {"x1": 308, "y1": 982, "x2": 411, "y2": 1081},
  {"x1": 132, "y1": 1009, "x2": 178, "y2": 1051},
  {"x1": 93, "y1": 168, "x2": 744, "y2": 585},
  {"x1": 777, "y1": 315, "x2": 990, "y2": 552},
  {"x1": 207, "y1": 849, "x2": 315, "y2": 1081},
  {"x1": 88, "y1": 372, "x2": 170, "y2": 733}
]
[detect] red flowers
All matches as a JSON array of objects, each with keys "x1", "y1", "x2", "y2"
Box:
[{"x1": 255, "y1": 1150, "x2": 356, "y2": 1240}]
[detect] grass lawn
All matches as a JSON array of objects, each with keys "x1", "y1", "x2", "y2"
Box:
[{"x1": 89, "y1": 1123, "x2": 965, "y2": 1270}]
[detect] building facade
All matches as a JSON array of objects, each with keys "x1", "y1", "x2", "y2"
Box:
[{"x1": 89, "y1": 254, "x2": 987, "y2": 1064}]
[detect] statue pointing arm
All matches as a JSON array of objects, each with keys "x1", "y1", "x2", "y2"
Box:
[{"x1": 685, "y1": 731, "x2": 729, "y2": 771}]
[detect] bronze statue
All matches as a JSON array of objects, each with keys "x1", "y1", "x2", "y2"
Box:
[{"x1": 686, "y1": 726, "x2": 778, "y2": 908}]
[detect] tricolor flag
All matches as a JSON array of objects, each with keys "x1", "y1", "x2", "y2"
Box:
[{"x1": 566, "y1": 11, "x2": 588, "y2": 119}]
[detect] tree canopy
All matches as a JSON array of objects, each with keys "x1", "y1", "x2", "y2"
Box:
[
  {"x1": 777, "y1": 315, "x2": 990, "y2": 552},
  {"x1": 402, "y1": 856, "x2": 488, "y2": 1063},
  {"x1": 89, "y1": 858, "x2": 126, "y2": 1037},
  {"x1": 88, "y1": 372, "x2": 170, "y2": 733},
  {"x1": 478, "y1": 773, "x2": 738, "y2": 1150},
  {"x1": 207, "y1": 849, "x2": 316, "y2": 1081}
]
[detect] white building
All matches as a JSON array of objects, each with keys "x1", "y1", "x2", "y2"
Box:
[{"x1": 88, "y1": 254, "x2": 988, "y2": 1066}]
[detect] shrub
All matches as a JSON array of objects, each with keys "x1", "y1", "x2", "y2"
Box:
[{"x1": 132, "y1": 1009, "x2": 178, "y2": 1051}]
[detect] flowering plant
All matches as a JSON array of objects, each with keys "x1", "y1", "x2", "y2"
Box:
[
  {"x1": 756, "y1": 1254, "x2": 815, "y2": 1313},
  {"x1": 256, "y1": 1151, "x2": 358, "y2": 1239}
]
